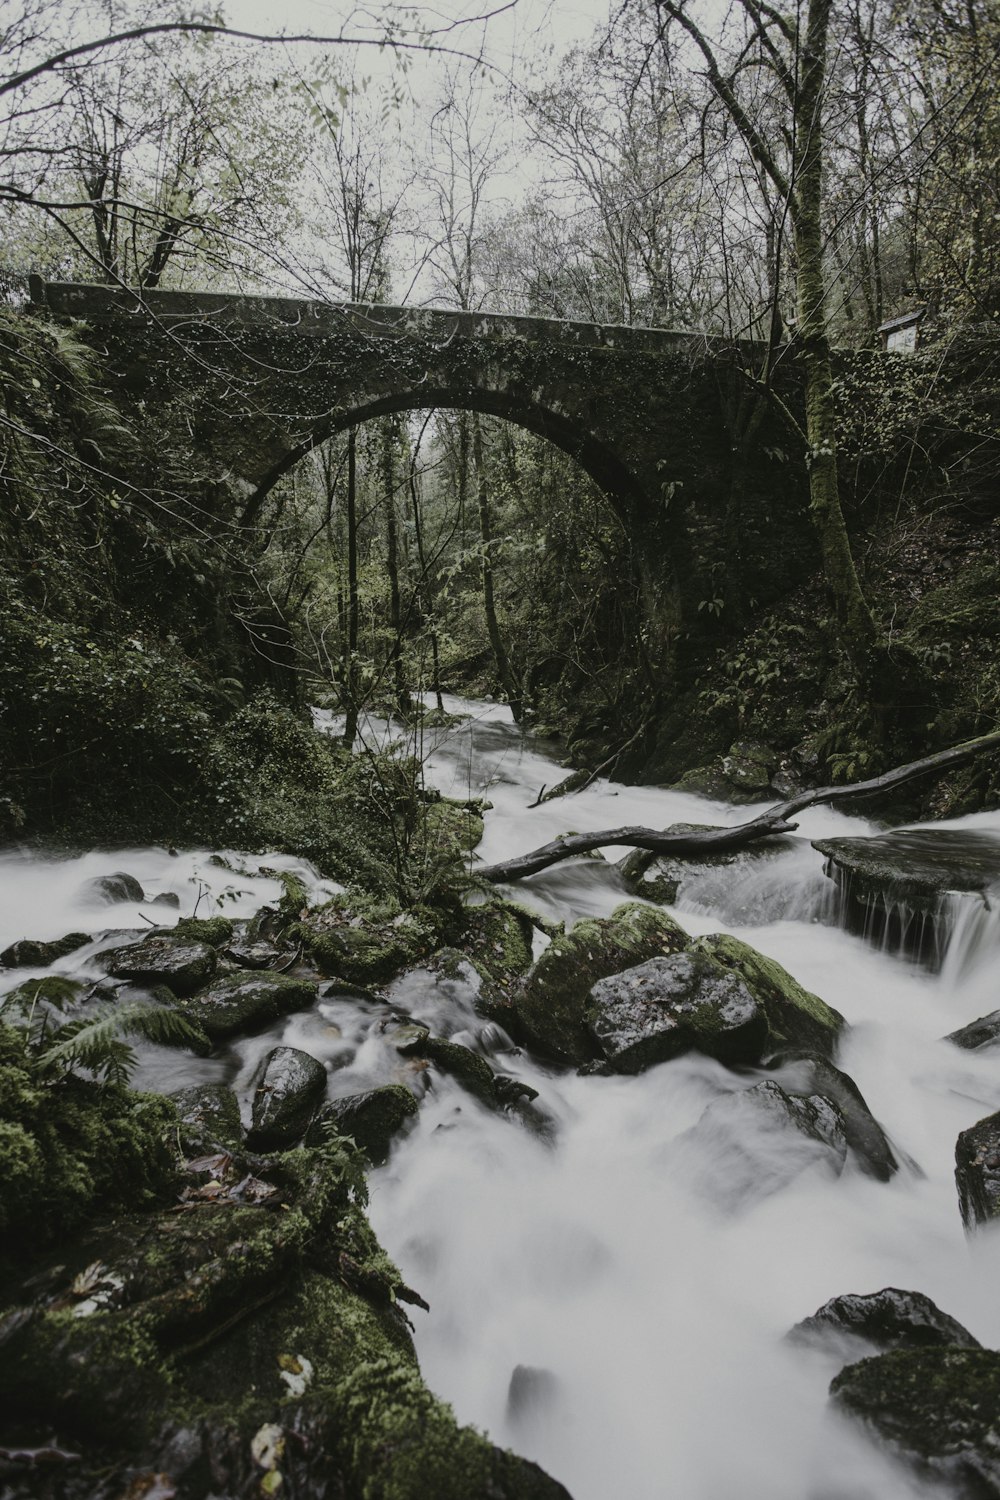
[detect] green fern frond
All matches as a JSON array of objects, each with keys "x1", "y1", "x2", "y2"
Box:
[{"x1": 38, "y1": 1001, "x2": 208, "y2": 1084}]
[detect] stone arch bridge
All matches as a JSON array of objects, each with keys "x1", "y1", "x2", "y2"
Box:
[{"x1": 30, "y1": 279, "x2": 805, "y2": 645}]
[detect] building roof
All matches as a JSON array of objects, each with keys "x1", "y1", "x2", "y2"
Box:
[{"x1": 877, "y1": 306, "x2": 928, "y2": 333}]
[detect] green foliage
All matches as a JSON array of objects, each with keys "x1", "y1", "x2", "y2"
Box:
[{"x1": 0, "y1": 1017, "x2": 177, "y2": 1260}]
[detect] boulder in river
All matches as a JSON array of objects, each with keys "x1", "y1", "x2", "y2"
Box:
[
  {"x1": 0, "y1": 931, "x2": 90, "y2": 968},
  {"x1": 306, "y1": 1083, "x2": 419, "y2": 1163},
  {"x1": 395, "y1": 1027, "x2": 537, "y2": 1111},
  {"x1": 80, "y1": 870, "x2": 146, "y2": 904},
  {"x1": 99, "y1": 934, "x2": 217, "y2": 996},
  {"x1": 299, "y1": 892, "x2": 438, "y2": 985},
  {"x1": 955, "y1": 1110, "x2": 1000, "y2": 1230},
  {"x1": 515, "y1": 902, "x2": 688, "y2": 1066},
  {"x1": 170, "y1": 915, "x2": 235, "y2": 948},
  {"x1": 831, "y1": 1348, "x2": 1000, "y2": 1497},
  {"x1": 788, "y1": 1288, "x2": 981, "y2": 1357},
  {"x1": 584, "y1": 951, "x2": 767, "y2": 1073},
  {"x1": 679, "y1": 1079, "x2": 848, "y2": 1208},
  {"x1": 247, "y1": 1045, "x2": 328, "y2": 1149},
  {"x1": 944, "y1": 1009, "x2": 1000, "y2": 1051},
  {"x1": 812, "y1": 828, "x2": 1000, "y2": 966},
  {"x1": 690, "y1": 932, "x2": 845, "y2": 1058},
  {"x1": 769, "y1": 1052, "x2": 899, "y2": 1181},
  {"x1": 177, "y1": 970, "x2": 318, "y2": 1040}
]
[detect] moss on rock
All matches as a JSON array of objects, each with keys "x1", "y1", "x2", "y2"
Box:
[
  {"x1": 515, "y1": 902, "x2": 689, "y2": 1065},
  {"x1": 691, "y1": 932, "x2": 845, "y2": 1057}
]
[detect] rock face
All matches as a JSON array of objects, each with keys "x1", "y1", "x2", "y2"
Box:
[
  {"x1": 515, "y1": 902, "x2": 689, "y2": 1065},
  {"x1": 691, "y1": 933, "x2": 845, "y2": 1057},
  {"x1": 955, "y1": 1110, "x2": 1000, "y2": 1230},
  {"x1": 100, "y1": 934, "x2": 217, "y2": 996},
  {"x1": 584, "y1": 952, "x2": 767, "y2": 1074},
  {"x1": 178, "y1": 970, "x2": 317, "y2": 1039},
  {"x1": 0, "y1": 931, "x2": 90, "y2": 968},
  {"x1": 771, "y1": 1053, "x2": 899, "y2": 1181},
  {"x1": 306, "y1": 1084, "x2": 419, "y2": 1164},
  {"x1": 680, "y1": 1080, "x2": 848, "y2": 1207},
  {"x1": 81, "y1": 870, "x2": 146, "y2": 904},
  {"x1": 813, "y1": 829, "x2": 1000, "y2": 965},
  {"x1": 248, "y1": 1046, "x2": 328, "y2": 1149},
  {"x1": 789, "y1": 1289, "x2": 981, "y2": 1356},
  {"x1": 945, "y1": 1010, "x2": 1000, "y2": 1051},
  {"x1": 831, "y1": 1348, "x2": 1000, "y2": 1497}
]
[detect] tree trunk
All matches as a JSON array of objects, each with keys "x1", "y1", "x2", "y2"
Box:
[
  {"x1": 342, "y1": 427, "x2": 361, "y2": 748},
  {"x1": 471, "y1": 412, "x2": 522, "y2": 720},
  {"x1": 382, "y1": 416, "x2": 411, "y2": 715}
]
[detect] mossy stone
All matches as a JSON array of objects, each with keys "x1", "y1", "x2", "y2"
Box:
[
  {"x1": 247, "y1": 1046, "x2": 328, "y2": 1149},
  {"x1": 516, "y1": 902, "x2": 689, "y2": 1065},
  {"x1": 171, "y1": 915, "x2": 235, "y2": 948},
  {"x1": 177, "y1": 971, "x2": 317, "y2": 1040},
  {"x1": 691, "y1": 932, "x2": 845, "y2": 1057},
  {"x1": 170, "y1": 1082, "x2": 244, "y2": 1154},
  {"x1": 99, "y1": 935, "x2": 218, "y2": 997},
  {"x1": 831, "y1": 1348, "x2": 1000, "y2": 1494},
  {"x1": 0, "y1": 931, "x2": 90, "y2": 968},
  {"x1": 396, "y1": 1029, "x2": 498, "y2": 1107},
  {"x1": 306, "y1": 1084, "x2": 419, "y2": 1164},
  {"x1": 300, "y1": 892, "x2": 438, "y2": 985},
  {"x1": 585, "y1": 951, "x2": 767, "y2": 1073}
]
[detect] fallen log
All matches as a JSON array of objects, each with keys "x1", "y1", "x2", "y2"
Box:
[{"x1": 477, "y1": 728, "x2": 1000, "y2": 884}]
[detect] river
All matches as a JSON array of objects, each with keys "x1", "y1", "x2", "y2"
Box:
[{"x1": 2, "y1": 695, "x2": 999, "y2": 1499}]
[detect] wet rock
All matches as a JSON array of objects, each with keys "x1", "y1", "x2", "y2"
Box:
[
  {"x1": 177, "y1": 970, "x2": 317, "y2": 1040},
  {"x1": 722, "y1": 738, "x2": 776, "y2": 793},
  {"x1": 789, "y1": 1288, "x2": 981, "y2": 1357},
  {"x1": 691, "y1": 932, "x2": 845, "y2": 1058},
  {"x1": 680, "y1": 1080, "x2": 848, "y2": 1207},
  {"x1": 301, "y1": 893, "x2": 437, "y2": 984},
  {"x1": 507, "y1": 1365, "x2": 560, "y2": 1424},
  {"x1": 771, "y1": 1052, "x2": 899, "y2": 1180},
  {"x1": 170, "y1": 1081, "x2": 244, "y2": 1153},
  {"x1": 515, "y1": 902, "x2": 689, "y2": 1066},
  {"x1": 171, "y1": 915, "x2": 234, "y2": 948},
  {"x1": 306, "y1": 1084, "x2": 419, "y2": 1164},
  {"x1": 538, "y1": 768, "x2": 591, "y2": 803},
  {"x1": 945, "y1": 1010, "x2": 1000, "y2": 1051},
  {"x1": 0, "y1": 931, "x2": 90, "y2": 968},
  {"x1": 955, "y1": 1110, "x2": 1000, "y2": 1230},
  {"x1": 831, "y1": 1348, "x2": 1000, "y2": 1497},
  {"x1": 584, "y1": 952, "x2": 767, "y2": 1074},
  {"x1": 813, "y1": 829, "x2": 1000, "y2": 966},
  {"x1": 396, "y1": 1029, "x2": 497, "y2": 1107},
  {"x1": 247, "y1": 1046, "x2": 327, "y2": 1149},
  {"x1": 81, "y1": 870, "x2": 146, "y2": 904},
  {"x1": 99, "y1": 935, "x2": 217, "y2": 997},
  {"x1": 226, "y1": 936, "x2": 287, "y2": 970},
  {"x1": 150, "y1": 891, "x2": 181, "y2": 909},
  {"x1": 456, "y1": 898, "x2": 535, "y2": 985}
]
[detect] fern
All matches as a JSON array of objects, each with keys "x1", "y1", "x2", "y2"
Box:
[{"x1": 3, "y1": 992, "x2": 208, "y2": 1087}]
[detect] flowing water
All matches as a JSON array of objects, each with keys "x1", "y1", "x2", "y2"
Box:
[{"x1": 2, "y1": 697, "x2": 1000, "y2": 1499}]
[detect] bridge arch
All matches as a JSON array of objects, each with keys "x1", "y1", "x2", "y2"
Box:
[{"x1": 245, "y1": 383, "x2": 646, "y2": 527}]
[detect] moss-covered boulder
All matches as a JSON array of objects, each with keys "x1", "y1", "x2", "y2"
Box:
[
  {"x1": 306, "y1": 1084, "x2": 419, "y2": 1164},
  {"x1": 395, "y1": 1027, "x2": 537, "y2": 1112},
  {"x1": 0, "y1": 931, "x2": 90, "y2": 968},
  {"x1": 691, "y1": 933, "x2": 845, "y2": 1057},
  {"x1": 455, "y1": 896, "x2": 536, "y2": 985},
  {"x1": 299, "y1": 892, "x2": 438, "y2": 985},
  {"x1": 584, "y1": 952, "x2": 767, "y2": 1074},
  {"x1": 247, "y1": 1045, "x2": 328, "y2": 1149},
  {"x1": 99, "y1": 934, "x2": 218, "y2": 996},
  {"x1": 177, "y1": 970, "x2": 317, "y2": 1040},
  {"x1": 955, "y1": 1110, "x2": 1000, "y2": 1231},
  {"x1": 789, "y1": 1288, "x2": 981, "y2": 1357},
  {"x1": 515, "y1": 902, "x2": 689, "y2": 1065},
  {"x1": 0, "y1": 1140, "x2": 571, "y2": 1500},
  {"x1": 170, "y1": 1081, "x2": 244, "y2": 1154},
  {"x1": 170, "y1": 914, "x2": 235, "y2": 948},
  {"x1": 831, "y1": 1348, "x2": 1000, "y2": 1496}
]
